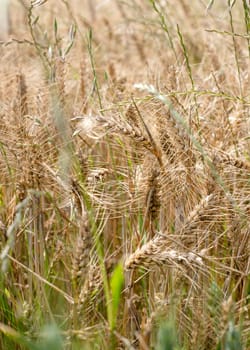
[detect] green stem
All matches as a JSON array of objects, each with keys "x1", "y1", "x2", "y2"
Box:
[{"x1": 87, "y1": 29, "x2": 103, "y2": 114}]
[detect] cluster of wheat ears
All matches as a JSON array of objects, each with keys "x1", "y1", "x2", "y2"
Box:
[{"x1": 0, "y1": 0, "x2": 249, "y2": 349}]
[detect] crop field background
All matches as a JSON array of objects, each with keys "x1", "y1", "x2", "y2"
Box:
[{"x1": 0, "y1": 0, "x2": 249, "y2": 349}]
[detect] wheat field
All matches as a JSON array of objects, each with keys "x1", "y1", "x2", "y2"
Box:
[{"x1": 0, "y1": 1, "x2": 249, "y2": 349}]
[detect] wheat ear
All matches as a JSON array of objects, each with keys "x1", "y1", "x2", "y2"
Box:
[{"x1": 125, "y1": 234, "x2": 204, "y2": 271}]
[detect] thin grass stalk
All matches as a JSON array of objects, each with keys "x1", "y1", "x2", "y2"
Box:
[
  {"x1": 242, "y1": 0, "x2": 250, "y2": 57},
  {"x1": 87, "y1": 29, "x2": 103, "y2": 114},
  {"x1": 27, "y1": 4, "x2": 50, "y2": 77},
  {"x1": 7, "y1": 254, "x2": 74, "y2": 304},
  {"x1": 228, "y1": 1, "x2": 243, "y2": 96},
  {"x1": 177, "y1": 24, "x2": 199, "y2": 127},
  {"x1": 149, "y1": 0, "x2": 178, "y2": 62}
]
